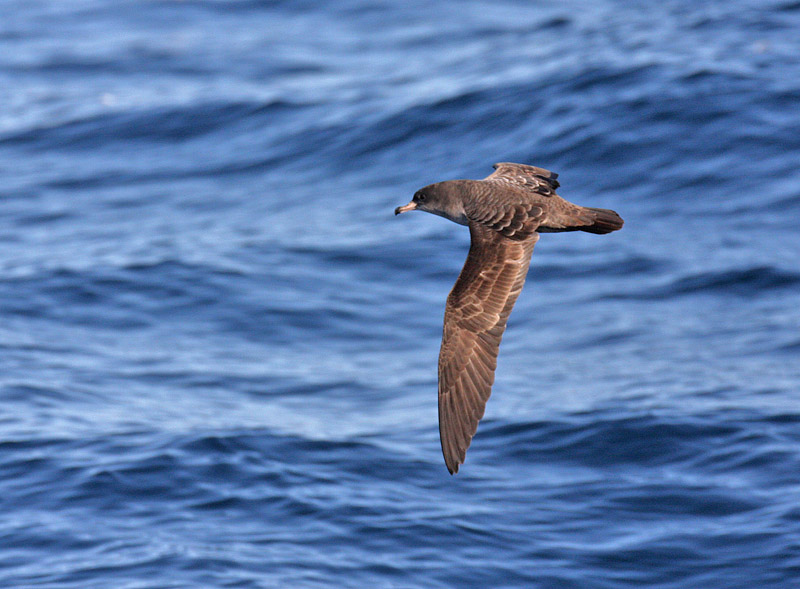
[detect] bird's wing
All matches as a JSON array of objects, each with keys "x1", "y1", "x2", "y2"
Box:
[
  {"x1": 463, "y1": 163, "x2": 553, "y2": 239},
  {"x1": 484, "y1": 162, "x2": 560, "y2": 195},
  {"x1": 482, "y1": 162, "x2": 605, "y2": 232},
  {"x1": 467, "y1": 199, "x2": 545, "y2": 240},
  {"x1": 438, "y1": 222, "x2": 538, "y2": 474}
]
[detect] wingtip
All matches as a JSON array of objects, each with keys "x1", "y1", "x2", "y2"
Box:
[
  {"x1": 442, "y1": 450, "x2": 459, "y2": 474},
  {"x1": 445, "y1": 456, "x2": 461, "y2": 475}
]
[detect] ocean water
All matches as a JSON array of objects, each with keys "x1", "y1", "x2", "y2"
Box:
[{"x1": 2, "y1": 0, "x2": 800, "y2": 587}]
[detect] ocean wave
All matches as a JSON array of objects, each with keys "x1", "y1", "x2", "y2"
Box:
[
  {"x1": 608, "y1": 266, "x2": 800, "y2": 300},
  {"x1": 479, "y1": 410, "x2": 800, "y2": 483},
  {"x1": 533, "y1": 254, "x2": 668, "y2": 281},
  {"x1": 0, "y1": 99, "x2": 304, "y2": 149},
  {"x1": 0, "y1": 260, "x2": 247, "y2": 328},
  {"x1": 3, "y1": 0, "x2": 800, "y2": 586}
]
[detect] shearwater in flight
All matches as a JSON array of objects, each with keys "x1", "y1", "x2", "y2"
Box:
[{"x1": 395, "y1": 162, "x2": 624, "y2": 474}]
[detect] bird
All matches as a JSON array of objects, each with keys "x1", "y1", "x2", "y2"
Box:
[{"x1": 395, "y1": 162, "x2": 624, "y2": 474}]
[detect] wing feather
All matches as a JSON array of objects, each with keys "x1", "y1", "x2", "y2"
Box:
[
  {"x1": 467, "y1": 169, "x2": 548, "y2": 239},
  {"x1": 438, "y1": 223, "x2": 538, "y2": 474},
  {"x1": 485, "y1": 162, "x2": 560, "y2": 193}
]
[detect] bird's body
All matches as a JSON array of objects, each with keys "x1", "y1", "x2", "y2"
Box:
[{"x1": 395, "y1": 162, "x2": 623, "y2": 474}]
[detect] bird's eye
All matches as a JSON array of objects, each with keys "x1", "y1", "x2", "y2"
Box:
[{"x1": 416, "y1": 193, "x2": 426, "y2": 202}]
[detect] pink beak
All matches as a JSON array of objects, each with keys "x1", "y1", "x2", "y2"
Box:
[{"x1": 394, "y1": 202, "x2": 417, "y2": 215}]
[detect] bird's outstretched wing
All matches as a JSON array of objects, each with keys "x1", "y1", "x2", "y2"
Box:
[
  {"x1": 482, "y1": 162, "x2": 619, "y2": 233},
  {"x1": 460, "y1": 163, "x2": 552, "y2": 239},
  {"x1": 484, "y1": 162, "x2": 560, "y2": 195},
  {"x1": 438, "y1": 222, "x2": 538, "y2": 474}
]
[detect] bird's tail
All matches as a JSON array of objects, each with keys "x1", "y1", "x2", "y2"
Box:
[{"x1": 580, "y1": 207, "x2": 624, "y2": 234}]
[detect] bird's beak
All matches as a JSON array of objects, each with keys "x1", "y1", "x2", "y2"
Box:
[{"x1": 394, "y1": 202, "x2": 417, "y2": 215}]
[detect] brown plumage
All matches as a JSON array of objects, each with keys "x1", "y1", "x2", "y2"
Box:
[{"x1": 395, "y1": 162, "x2": 623, "y2": 474}]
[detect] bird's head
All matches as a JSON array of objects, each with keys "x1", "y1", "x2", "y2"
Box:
[{"x1": 394, "y1": 181, "x2": 469, "y2": 226}]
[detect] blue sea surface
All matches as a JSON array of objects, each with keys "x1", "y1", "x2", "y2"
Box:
[{"x1": 2, "y1": 1, "x2": 800, "y2": 587}]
